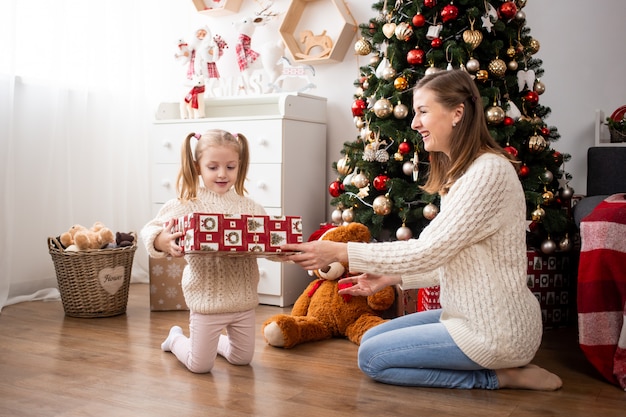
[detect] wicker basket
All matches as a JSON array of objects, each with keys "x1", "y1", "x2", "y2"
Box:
[{"x1": 48, "y1": 233, "x2": 137, "y2": 318}]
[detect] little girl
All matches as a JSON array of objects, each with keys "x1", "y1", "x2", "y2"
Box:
[{"x1": 141, "y1": 129, "x2": 266, "y2": 373}]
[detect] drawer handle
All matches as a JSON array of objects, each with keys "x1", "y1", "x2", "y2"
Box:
[
  {"x1": 161, "y1": 140, "x2": 171, "y2": 148},
  {"x1": 259, "y1": 269, "x2": 267, "y2": 278},
  {"x1": 257, "y1": 137, "x2": 268, "y2": 146},
  {"x1": 161, "y1": 179, "x2": 171, "y2": 188},
  {"x1": 257, "y1": 181, "x2": 267, "y2": 190}
]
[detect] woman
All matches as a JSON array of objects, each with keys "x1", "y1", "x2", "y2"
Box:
[{"x1": 282, "y1": 70, "x2": 562, "y2": 390}]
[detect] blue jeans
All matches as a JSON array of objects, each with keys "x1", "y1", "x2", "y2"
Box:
[{"x1": 358, "y1": 309, "x2": 499, "y2": 389}]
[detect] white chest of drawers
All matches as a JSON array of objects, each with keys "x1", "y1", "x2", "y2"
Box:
[{"x1": 150, "y1": 93, "x2": 327, "y2": 307}]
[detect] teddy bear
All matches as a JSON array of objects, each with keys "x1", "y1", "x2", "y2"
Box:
[
  {"x1": 60, "y1": 222, "x2": 116, "y2": 251},
  {"x1": 262, "y1": 222, "x2": 397, "y2": 348}
]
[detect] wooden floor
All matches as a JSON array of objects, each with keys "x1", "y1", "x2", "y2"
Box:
[{"x1": 0, "y1": 283, "x2": 624, "y2": 417}]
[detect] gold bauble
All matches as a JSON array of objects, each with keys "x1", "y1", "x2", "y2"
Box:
[
  {"x1": 354, "y1": 38, "x2": 372, "y2": 55},
  {"x1": 542, "y1": 190, "x2": 554, "y2": 204},
  {"x1": 488, "y1": 58, "x2": 507, "y2": 78},
  {"x1": 373, "y1": 98, "x2": 393, "y2": 119},
  {"x1": 531, "y1": 207, "x2": 545, "y2": 222},
  {"x1": 462, "y1": 29, "x2": 483, "y2": 51},
  {"x1": 485, "y1": 105, "x2": 505, "y2": 125},
  {"x1": 373, "y1": 195, "x2": 393, "y2": 216},
  {"x1": 476, "y1": 70, "x2": 489, "y2": 81},
  {"x1": 528, "y1": 38, "x2": 540, "y2": 54},
  {"x1": 336, "y1": 156, "x2": 352, "y2": 176},
  {"x1": 394, "y1": 76, "x2": 409, "y2": 91},
  {"x1": 534, "y1": 80, "x2": 546, "y2": 95},
  {"x1": 528, "y1": 134, "x2": 547, "y2": 153},
  {"x1": 506, "y1": 46, "x2": 517, "y2": 58}
]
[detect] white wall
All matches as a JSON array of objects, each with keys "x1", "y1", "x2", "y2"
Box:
[{"x1": 154, "y1": 0, "x2": 626, "y2": 216}]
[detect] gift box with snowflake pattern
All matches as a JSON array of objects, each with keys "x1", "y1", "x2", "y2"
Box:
[{"x1": 149, "y1": 256, "x2": 188, "y2": 311}]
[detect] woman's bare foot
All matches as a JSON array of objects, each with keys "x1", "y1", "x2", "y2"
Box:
[{"x1": 496, "y1": 364, "x2": 563, "y2": 391}]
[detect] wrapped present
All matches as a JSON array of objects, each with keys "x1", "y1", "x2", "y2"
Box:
[
  {"x1": 173, "y1": 213, "x2": 303, "y2": 255},
  {"x1": 149, "y1": 256, "x2": 188, "y2": 311},
  {"x1": 527, "y1": 249, "x2": 577, "y2": 329}
]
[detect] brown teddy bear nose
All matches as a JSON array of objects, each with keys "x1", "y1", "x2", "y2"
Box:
[{"x1": 320, "y1": 265, "x2": 331, "y2": 274}]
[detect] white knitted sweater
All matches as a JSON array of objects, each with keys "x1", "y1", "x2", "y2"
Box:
[
  {"x1": 141, "y1": 188, "x2": 266, "y2": 314},
  {"x1": 348, "y1": 153, "x2": 543, "y2": 369}
]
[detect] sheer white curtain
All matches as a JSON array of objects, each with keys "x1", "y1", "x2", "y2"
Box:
[{"x1": 0, "y1": 0, "x2": 196, "y2": 310}]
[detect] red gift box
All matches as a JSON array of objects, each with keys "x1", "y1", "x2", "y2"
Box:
[{"x1": 173, "y1": 213, "x2": 303, "y2": 255}]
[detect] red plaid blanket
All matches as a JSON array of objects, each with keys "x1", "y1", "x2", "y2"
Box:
[{"x1": 577, "y1": 193, "x2": 626, "y2": 390}]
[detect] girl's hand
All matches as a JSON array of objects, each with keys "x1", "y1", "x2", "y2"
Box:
[
  {"x1": 337, "y1": 273, "x2": 402, "y2": 296},
  {"x1": 155, "y1": 218, "x2": 185, "y2": 258}
]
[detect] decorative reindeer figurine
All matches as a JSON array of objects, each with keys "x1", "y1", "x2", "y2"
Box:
[{"x1": 233, "y1": 1, "x2": 283, "y2": 94}]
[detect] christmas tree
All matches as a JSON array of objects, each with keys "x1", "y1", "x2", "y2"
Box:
[{"x1": 329, "y1": 0, "x2": 575, "y2": 254}]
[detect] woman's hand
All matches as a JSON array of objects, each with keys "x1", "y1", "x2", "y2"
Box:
[
  {"x1": 281, "y1": 240, "x2": 348, "y2": 271},
  {"x1": 154, "y1": 218, "x2": 185, "y2": 258},
  {"x1": 337, "y1": 273, "x2": 402, "y2": 296}
]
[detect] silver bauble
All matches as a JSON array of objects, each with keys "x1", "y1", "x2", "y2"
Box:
[
  {"x1": 402, "y1": 161, "x2": 414, "y2": 176},
  {"x1": 393, "y1": 103, "x2": 409, "y2": 119},
  {"x1": 425, "y1": 65, "x2": 441, "y2": 75},
  {"x1": 342, "y1": 208, "x2": 354, "y2": 223},
  {"x1": 423, "y1": 203, "x2": 439, "y2": 220},
  {"x1": 560, "y1": 185, "x2": 574, "y2": 200},
  {"x1": 541, "y1": 238, "x2": 557, "y2": 255},
  {"x1": 373, "y1": 98, "x2": 393, "y2": 119},
  {"x1": 354, "y1": 116, "x2": 366, "y2": 129},
  {"x1": 373, "y1": 195, "x2": 393, "y2": 216},
  {"x1": 396, "y1": 225, "x2": 413, "y2": 241},
  {"x1": 515, "y1": 10, "x2": 526, "y2": 22},
  {"x1": 466, "y1": 58, "x2": 480, "y2": 73},
  {"x1": 382, "y1": 66, "x2": 397, "y2": 80},
  {"x1": 331, "y1": 208, "x2": 343, "y2": 224},
  {"x1": 352, "y1": 172, "x2": 369, "y2": 189},
  {"x1": 507, "y1": 60, "x2": 519, "y2": 71}
]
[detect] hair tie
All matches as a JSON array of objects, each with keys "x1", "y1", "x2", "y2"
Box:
[
  {"x1": 472, "y1": 95, "x2": 477, "y2": 102},
  {"x1": 194, "y1": 133, "x2": 201, "y2": 139},
  {"x1": 232, "y1": 132, "x2": 239, "y2": 139}
]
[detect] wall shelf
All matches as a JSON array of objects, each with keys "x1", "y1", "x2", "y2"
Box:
[
  {"x1": 191, "y1": 0, "x2": 242, "y2": 17},
  {"x1": 279, "y1": 0, "x2": 357, "y2": 65}
]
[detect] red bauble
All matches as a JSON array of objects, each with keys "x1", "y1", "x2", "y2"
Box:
[
  {"x1": 441, "y1": 4, "x2": 459, "y2": 22},
  {"x1": 398, "y1": 141, "x2": 411, "y2": 155},
  {"x1": 504, "y1": 145, "x2": 519, "y2": 158},
  {"x1": 328, "y1": 180, "x2": 344, "y2": 197},
  {"x1": 406, "y1": 48, "x2": 425, "y2": 65},
  {"x1": 503, "y1": 116, "x2": 515, "y2": 126},
  {"x1": 528, "y1": 220, "x2": 538, "y2": 232},
  {"x1": 541, "y1": 126, "x2": 551, "y2": 136},
  {"x1": 373, "y1": 174, "x2": 390, "y2": 191},
  {"x1": 519, "y1": 165, "x2": 530, "y2": 178},
  {"x1": 431, "y1": 37, "x2": 442, "y2": 48},
  {"x1": 351, "y1": 98, "x2": 367, "y2": 117},
  {"x1": 498, "y1": 2, "x2": 518, "y2": 20},
  {"x1": 424, "y1": 0, "x2": 436, "y2": 8},
  {"x1": 553, "y1": 151, "x2": 563, "y2": 165},
  {"x1": 368, "y1": 22, "x2": 377, "y2": 35},
  {"x1": 524, "y1": 91, "x2": 539, "y2": 107},
  {"x1": 412, "y1": 13, "x2": 426, "y2": 27}
]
